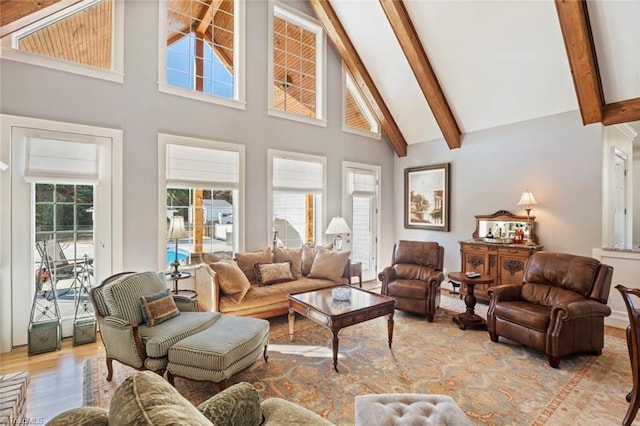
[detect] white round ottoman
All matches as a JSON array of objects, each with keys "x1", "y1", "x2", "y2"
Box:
[{"x1": 355, "y1": 393, "x2": 470, "y2": 426}]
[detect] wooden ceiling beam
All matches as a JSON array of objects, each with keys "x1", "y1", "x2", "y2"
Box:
[
  {"x1": 379, "y1": 0, "x2": 461, "y2": 150},
  {"x1": 555, "y1": 0, "x2": 603, "y2": 125},
  {"x1": 195, "y1": 0, "x2": 224, "y2": 35},
  {"x1": 603, "y1": 97, "x2": 640, "y2": 126},
  {"x1": 309, "y1": 0, "x2": 407, "y2": 157},
  {"x1": 0, "y1": 0, "x2": 83, "y2": 38}
]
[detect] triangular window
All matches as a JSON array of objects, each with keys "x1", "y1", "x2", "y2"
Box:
[
  {"x1": 344, "y1": 69, "x2": 379, "y2": 136},
  {"x1": 7, "y1": 0, "x2": 113, "y2": 71}
]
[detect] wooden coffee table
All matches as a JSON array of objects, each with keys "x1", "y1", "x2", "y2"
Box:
[{"x1": 288, "y1": 286, "x2": 396, "y2": 372}]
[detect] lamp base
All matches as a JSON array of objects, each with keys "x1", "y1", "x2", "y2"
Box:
[
  {"x1": 333, "y1": 235, "x2": 343, "y2": 251},
  {"x1": 170, "y1": 261, "x2": 181, "y2": 277}
]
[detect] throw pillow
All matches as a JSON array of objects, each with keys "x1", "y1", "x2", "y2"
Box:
[
  {"x1": 301, "y1": 245, "x2": 316, "y2": 277},
  {"x1": 253, "y1": 261, "x2": 294, "y2": 286},
  {"x1": 197, "y1": 382, "x2": 262, "y2": 426},
  {"x1": 209, "y1": 259, "x2": 252, "y2": 304},
  {"x1": 235, "y1": 248, "x2": 272, "y2": 282},
  {"x1": 273, "y1": 247, "x2": 303, "y2": 278},
  {"x1": 140, "y1": 288, "x2": 180, "y2": 327},
  {"x1": 308, "y1": 247, "x2": 351, "y2": 283}
]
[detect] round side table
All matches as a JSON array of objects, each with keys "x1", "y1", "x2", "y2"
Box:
[
  {"x1": 447, "y1": 272, "x2": 493, "y2": 330},
  {"x1": 165, "y1": 271, "x2": 192, "y2": 294}
]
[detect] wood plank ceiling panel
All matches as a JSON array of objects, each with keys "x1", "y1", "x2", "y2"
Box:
[
  {"x1": 309, "y1": 0, "x2": 407, "y2": 157},
  {"x1": 379, "y1": 0, "x2": 461, "y2": 149}
]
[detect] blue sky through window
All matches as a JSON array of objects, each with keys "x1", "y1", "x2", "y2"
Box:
[{"x1": 167, "y1": 33, "x2": 233, "y2": 99}]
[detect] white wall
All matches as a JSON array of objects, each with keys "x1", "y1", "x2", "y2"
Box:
[
  {"x1": 0, "y1": 0, "x2": 396, "y2": 351},
  {"x1": 394, "y1": 111, "x2": 603, "y2": 274}
]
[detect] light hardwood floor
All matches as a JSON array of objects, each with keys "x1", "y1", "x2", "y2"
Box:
[
  {"x1": 0, "y1": 337, "x2": 105, "y2": 423},
  {"x1": 0, "y1": 287, "x2": 626, "y2": 423}
]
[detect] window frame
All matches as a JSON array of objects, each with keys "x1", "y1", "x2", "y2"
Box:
[
  {"x1": 0, "y1": 0, "x2": 125, "y2": 83},
  {"x1": 342, "y1": 63, "x2": 381, "y2": 139},
  {"x1": 157, "y1": 0, "x2": 246, "y2": 109},
  {"x1": 267, "y1": 1, "x2": 327, "y2": 127},
  {"x1": 268, "y1": 149, "x2": 327, "y2": 247},
  {"x1": 158, "y1": 133, "x2": 245, "y2": 270}
]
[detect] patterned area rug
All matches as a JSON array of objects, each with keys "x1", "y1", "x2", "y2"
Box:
[{"x1": 84, "y1": 294, "x2": 633, "y2": 425}]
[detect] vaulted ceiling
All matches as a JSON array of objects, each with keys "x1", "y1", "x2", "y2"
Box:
[{"x1": 2, "y1": 0, "x2": 639, "y2": 157}]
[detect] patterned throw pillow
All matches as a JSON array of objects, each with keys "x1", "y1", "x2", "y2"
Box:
[
  {"x1": 253, "y1": 261, "x2": 294, "y2": 286},
  {"x1": 140, "y1": 288, "x2": 180, "y2": 327}
]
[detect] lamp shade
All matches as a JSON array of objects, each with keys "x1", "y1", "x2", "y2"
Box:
[
  {"x1": 517, "y1": 191, "x2": 538, "y2": 207},
  {"x1": 167, "y1": 215, "x2": 188, "y2": 239},
  {"x1": 326, "y1": 216, "x2": 351, "y2": 235}
]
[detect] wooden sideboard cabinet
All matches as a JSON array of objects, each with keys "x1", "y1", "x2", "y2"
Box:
[{"x1": 459, "y1": 240, "x2": 543, "y2": 300}]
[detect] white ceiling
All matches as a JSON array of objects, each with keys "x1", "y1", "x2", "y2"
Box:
[{"x1": 329, "y1": 0, "x2": 640, "y2": 146}]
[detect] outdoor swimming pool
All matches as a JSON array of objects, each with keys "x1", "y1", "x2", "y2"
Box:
[{"x1": 166, "y1": 247, "x2": 189, "y2": 266}]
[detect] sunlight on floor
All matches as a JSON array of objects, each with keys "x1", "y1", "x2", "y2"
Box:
[{"x1": 268, "y1": 344, "x2": 343, "y2": 359}]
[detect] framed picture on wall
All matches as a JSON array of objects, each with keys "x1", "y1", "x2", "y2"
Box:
[{"x1": 404, "y1": 163, "x2": 450, "y2": 231}]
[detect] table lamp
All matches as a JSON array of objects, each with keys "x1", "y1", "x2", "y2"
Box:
[
  {"x1": 517, "y1": 190, "x2": 538, "y2": 246},
  {"x1": 326, "y1": 216, "x2": 351, "y2": 251},
  {"x1": 168, "y1": 215, "x2": 188, "y2": 276}
]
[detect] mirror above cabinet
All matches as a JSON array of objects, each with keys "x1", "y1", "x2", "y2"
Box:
[{"x1": 472, "y1": 210, "x2": 538, "y2": 245}]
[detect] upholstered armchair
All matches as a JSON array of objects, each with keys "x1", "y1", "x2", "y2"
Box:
[
  {"x1": 487, "y1": 252, "x2": 613, "y2": 368},
  {"x1": 90, "y1": 271, "x2": 220, "y2": 380},
  {"x1": 378, "y1": 241, "x2": 445, "y2": 322}
]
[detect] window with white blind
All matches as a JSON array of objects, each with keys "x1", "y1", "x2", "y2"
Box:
[
  {"x1": 343, "y1": 163, "x2": 380, "y2": 281},
  {"x1": 160, "y1": 134, "x2": 244, "y2": 268},
  {"x1": 343, "y1": 66, "x2": 380, "y2": 138},
  {"x1": 1, "y1": 0, "x2": 124, "y2": 82},
  {"x1": 158, "y1": 0, "x2": 245, "y2": 108},
  {"x1": 269, "y1": 150, "x2": 326, "y2": 248},
  {"x1": 268, "y1": 1, "x2": 326, "y2": 126}
]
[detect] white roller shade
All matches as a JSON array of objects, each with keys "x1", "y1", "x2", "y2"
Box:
[
  {"x1": 273, "y1": 157, "x2": 323, "y2": 192},
  {"x1": 349, "y1": 170, "x2": 377, "y2": 195},
  {"x1": 167, "y1": 144, "x2": 239, "y2": 187},
  {"x1": 25, "y1": 137, "x2": 99, "y2": 183}
]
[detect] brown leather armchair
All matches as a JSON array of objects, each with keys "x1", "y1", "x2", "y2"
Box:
[
  {"x1": 378, "y1": 241, "x2": 445, "y2": 322},
  {"x1": 487, "y1": 252, "x2": 613, "y2": 368}
]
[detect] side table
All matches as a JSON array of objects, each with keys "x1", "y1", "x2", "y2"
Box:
[
  {"x1": 447, "y1": 272, "x2": 493, "y2": 330},
  {"x1": 348, "y1": 261, "x2": 362, "y2": 288},
  {"x1": 165, "y1": 271, "x2": 193, "y2": 295}
]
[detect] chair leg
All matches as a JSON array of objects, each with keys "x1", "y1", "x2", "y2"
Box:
[
  {"x1": 426, "y1": 313, "x2": 434, "y2": 323},
  {"x1": 623, "y1": 389, "x2": 640, "y2": 426},
  {"x1": 489, "y1": 333, "x2": 498, "y2": 343},
  {"x1": 263, "y1": 344, "x2": 269, "y2": 363},
  {"x1": 548, "y1": 355, "x2": 560, "y2": 368},
  {"x1": 106, "y1": 357, "x2": 114, "y2": 381}
]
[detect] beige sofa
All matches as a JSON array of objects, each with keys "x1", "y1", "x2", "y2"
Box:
[
  {"x1": 195, "y1": 246, "x2": 351, "y2": 318},
  {"x1": 47, "y1": 370, "x2": 333, "y2": 426}
]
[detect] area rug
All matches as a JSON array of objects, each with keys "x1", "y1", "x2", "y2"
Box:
[{"x1": 84, "y1": 295, "x2": 632, "y2": 425}]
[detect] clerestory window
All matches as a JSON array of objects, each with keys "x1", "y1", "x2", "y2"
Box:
[
  {"x1": 0, "y1": 0, "x2": 124, "y2": 82},
  {"x1": 159, "y1": 0, "x2": 245, "y2": 108},
  {"x1": 343, "y1": 65, "x2": 380, "y2": 138},
  {"x1": 268, "y1": 2, "x2": 326, "y2": 126}
]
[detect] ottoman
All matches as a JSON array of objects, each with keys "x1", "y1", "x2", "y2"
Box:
[
  {"x1": 355, "y1": 393, "x2": 470, "y2": 426},
  {"x1": 0, "y1": 371, "x2": 29, "y2": 424},
  {"x1": 167, "y1": 316, "x2": 269, "y2": 389}
]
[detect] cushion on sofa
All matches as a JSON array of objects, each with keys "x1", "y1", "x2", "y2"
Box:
[
  {"x1": 308, "y1": 247, "x2": 350, "y2": 283},
  {"x1": 108, "y1": 371, "x2": 211, "y2": 425},
  {"x1": 140, "y1": 288, "x2": 180, "y2": 327},
  {"x1": 236, "y1": 248, "x2": 272, "y2": 282},
  {"x1": 47, "y1": 406, "x2": 109, "y2": 426},
  {"x1": 273, "y1": 247, "x2": 303, "y2": 278},
  {"x1": 197, "y1": 382, "x2": 262, "y2": 426},
  {"x1": 210, "y1": 259, "x2": 252, "y2": 303},
  {"x1": 138, "y1": 311, "x2": 221, "y2": 358},
  {"x1": 254, "y1": 261, "x2": 294, "y2": 286}
]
